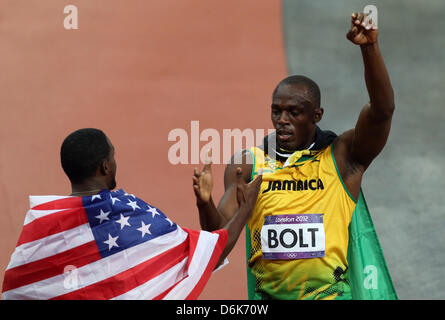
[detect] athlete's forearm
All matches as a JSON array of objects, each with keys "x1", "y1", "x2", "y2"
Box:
[
  {"x1": 215, "y1": 167, "x2": 262, "y2": 267},
  {"x1": 360, "y1": 42, "x2": 395, "y2": 117},
  {"x1": 215, "y1": 160, "x2": 254, "y2": 225},
  {"x1": 197, "y1": 196, "x2": 227, "y2": 231},
  {"x1": 216, "y1": 202, "x2": 252, "y2": 266}
]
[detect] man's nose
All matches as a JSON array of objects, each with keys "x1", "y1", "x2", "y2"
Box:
[{"x1": 278, "y1": 111, "x2": 290, "y2": 124}]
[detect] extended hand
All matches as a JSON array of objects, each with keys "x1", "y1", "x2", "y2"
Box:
[
  {"x1": 346, "y1": 12, "x2": 378, "y2": 45},
  {"x1": 235, "y1": 167, "x2": 263, "y2": 213},
  {"x1": 192, "y1": 151, "x2": 213, "y2": 205}
]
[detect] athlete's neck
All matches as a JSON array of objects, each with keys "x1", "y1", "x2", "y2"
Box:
[{"x1": 70, "y1": 179, "x2": 109, "y2": 196}]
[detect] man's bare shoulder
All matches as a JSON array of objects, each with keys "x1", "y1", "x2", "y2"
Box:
[
  {"x1": 332, "y1": 129, "x2": 354, "y2": 151},
  {"x1": 332, "y1": 129, "x2": 365, "y2": 175}
]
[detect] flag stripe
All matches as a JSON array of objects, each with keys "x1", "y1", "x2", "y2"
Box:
[
  {"x1": 186, "y1": 228, "x2": 199, "y2": 270},
  {"x1": 2, "y1": 227, "x2": 187, "y2": 300},
  {"x1": 7, "y1": 223, "x2": 95, "y2": 270},
  {"x1": 116, "y1": 230, "x2": 227, "y2": 300},
  {"x1": 2, "y1": 241, "x2": 100, "y2": 292},
  {"x1": 163, "y1": 229, "x2": 228, "y2": 300},
  {"x1": 162, "y1": 230, "x2": 216, "y2": 299},
  {"x1": 30, "y1": 196, "x2": 80, "y2": 210},
  {"x1": 185, "y1": 229, "x2": 228, "y2": 300},
  {"x1": 113, "y1": 258, "x2": 188, "y2": 300},
  {"x1": 154, "y1": 274, "x2": 186, "y2": 300},
  {"x1": 24, "y1": 209, "x2": 64, "y2": 226},
  {"x1": 52, "y1": 240, "x2": 189, "y2": 299},
  {"x1": 16, "y1": 207, "x2": 88, "y2": 246}
]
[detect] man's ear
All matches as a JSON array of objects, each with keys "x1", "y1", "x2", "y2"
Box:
[
  {"x1": 314, "y1": 107, "x2": 324, "y2": 123},
  {"x1": 99, "y1": 160, "x2": 110, "y2": 176}
]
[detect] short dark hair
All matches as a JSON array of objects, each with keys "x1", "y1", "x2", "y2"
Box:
[
  {"x1": 273, "y1": 75, "x2": 321, "y2": 108},
  {"x1": 60, "y1": 128, "x2": 111, "y2": 183}
]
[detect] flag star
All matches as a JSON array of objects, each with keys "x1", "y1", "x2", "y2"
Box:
[
  {"x1": 115, "y1": 214, "x2": 131, "y2": 230},
  {"x1": 124, "y1": 192, "x2": 136, "y2": 199},
  {"x1": 95, "y1": 209, "x2": 111, "y2": 224},
  {"x1": 103, "y1": 233, "x2": 119, "y2": 250},
  {"x1": 110, "y1": 195, "x2": 121, "y2": 205},
  {"x1": 165, "y1": 217, "x2": 174, "y2": 226},
  {"x1": 126, "y1": 200, "x2": 141, "y2": 211},
  {"x1": 147, "y1": 206, "x2": 160, "y2": 218},
  {"x1": 137, "y1": 221, "x2": 152, "y2": 238},
  {"x1": 91, "y1": 194, "x2": 102, "y2": 201}
]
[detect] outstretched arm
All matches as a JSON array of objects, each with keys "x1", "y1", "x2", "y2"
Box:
[
  {"x1": 216, "y1": 167, "x2": 262, "y2": 265},
  {"x1": 193, "y1": 149, "x2": 254, "y2": 231},
  {"x1": 192, "y1": 154, "x2": 262, "y2": 267},
  {"x1": 192, "y1": 157, "x2": 227, "y2": 231}
]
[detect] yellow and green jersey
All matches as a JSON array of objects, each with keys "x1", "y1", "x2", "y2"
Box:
[{"x1": 247, "y1": 144, "x2": 357, "y2": 300}]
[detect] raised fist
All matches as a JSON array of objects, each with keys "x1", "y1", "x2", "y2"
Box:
[{"x1": 346, "y1": 12, "x2": 378, "y2": 45}]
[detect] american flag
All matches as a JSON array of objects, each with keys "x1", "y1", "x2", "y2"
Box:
[{"x1": 1, "y1": 189, "x2": 227, "y2": 300}]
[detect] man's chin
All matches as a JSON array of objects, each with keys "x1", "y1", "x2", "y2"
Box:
[{"x1": 276, "y1": 139, "x2": 297, "y2": 152}]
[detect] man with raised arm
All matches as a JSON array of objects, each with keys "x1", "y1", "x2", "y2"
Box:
[{"x1": 193, "y1": 11, "x2": 396, "y2": 299}]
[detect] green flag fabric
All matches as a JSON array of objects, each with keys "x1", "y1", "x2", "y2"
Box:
[{"x1": 245, "y1": 190, "x2": 398, "y2": 300}]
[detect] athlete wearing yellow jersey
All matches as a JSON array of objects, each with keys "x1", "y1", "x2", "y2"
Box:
[
  {"x1": 245, "y1": 133, "x2": 356, "y2": 299},
  {"x1": 193, "y1": 11, "x2": 394, "y2": 299}
]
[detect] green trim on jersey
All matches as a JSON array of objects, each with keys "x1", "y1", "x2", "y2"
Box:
[{"x1": 330, "y1": 145, "x2": 357, "y2": 204}]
